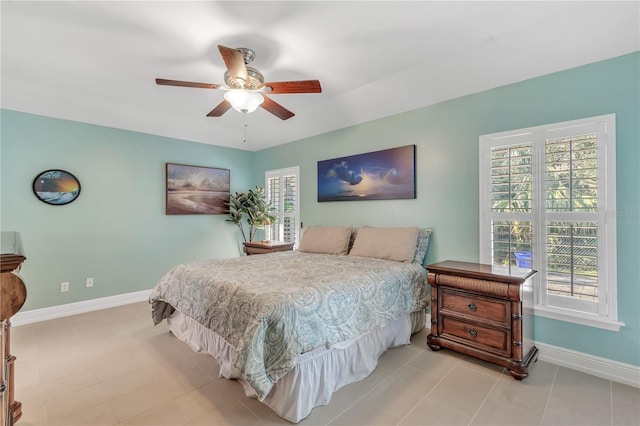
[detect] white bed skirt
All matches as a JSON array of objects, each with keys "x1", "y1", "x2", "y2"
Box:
[{"x1": 167, "y1": 310, "x2": 425, "y2": 423}]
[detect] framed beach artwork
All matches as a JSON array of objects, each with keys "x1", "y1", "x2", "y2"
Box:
[
  {"x1": 317, "y1": 145, "x2": 416, "y2": 202},
  {"x1": 166, "y1": 163, "x2": 230, "y2": 215},
  {"x1": 32, "y1": 169, "x2": 81, "y2": 205}
]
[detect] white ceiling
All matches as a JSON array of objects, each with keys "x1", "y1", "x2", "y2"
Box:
[{"x1": 2, "y1": 1, "x2": 638, "y2": 152}]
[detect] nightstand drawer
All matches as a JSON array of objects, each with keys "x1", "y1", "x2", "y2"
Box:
[
  {"x1": 440, "y1": 289, "x2": 510, "y2": 325},
  {"x1": 440, "y1": 316, "x2": 511, "y2": 356}
]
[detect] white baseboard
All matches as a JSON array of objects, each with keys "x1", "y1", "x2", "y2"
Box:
[
  {"x1": 11, "y1": 296, "x2": 640, "y2": 388},
  {"x1": 422, "y1": 326, "x2": 638, "y2": 388},
  {"x1": 535, "y1": 341, "x2": 640, "y2": 388},
  {"x1": 11, "y1": 289, "x2": 152, "y2": 326}
]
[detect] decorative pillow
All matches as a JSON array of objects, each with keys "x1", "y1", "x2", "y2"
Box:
[
  {"x1": 298, "y1": 226, "x2": 352, "y2": 255},
  {"x1": 349, "y1": 226, "x2": 419, "y2": 262},
  {"x1": 413, "y1": 228, "x2": 432, "y2": 265}
]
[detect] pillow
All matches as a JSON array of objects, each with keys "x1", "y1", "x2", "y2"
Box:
[
  {"x1": 349, "y1": 226, "x2": 419, "y2": 262},
  {"x1": 298, "y1": 226, "x2": 352, "y2": 255},
  {"x1": 413, "y1": 228, "x2": 432, "y2": 265}
]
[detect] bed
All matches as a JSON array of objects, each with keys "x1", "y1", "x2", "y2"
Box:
[{"x1": 150, "y1": 226, "x2": 431, "y2": 422}]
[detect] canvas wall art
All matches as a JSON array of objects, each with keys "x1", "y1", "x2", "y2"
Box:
[
  {"x1": 317, "y1": 145, "x2": 416, "y2": 202},
  {"x1": 166, "y1": 163, "x2": 230, "y2": 215},
  {"x1": 32, "y1": 169, "x2": 81, "y2": 205}
]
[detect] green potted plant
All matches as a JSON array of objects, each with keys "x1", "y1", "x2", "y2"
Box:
[{"x1": 226, "y1": 186, "x2": 276, "y2": 244}]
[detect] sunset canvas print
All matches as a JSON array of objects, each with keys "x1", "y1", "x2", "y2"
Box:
[
  {"x1": 166, "y1": 163, "x2": 230, "y2": 215},
  {"x1": 317, "y1": 145, "x2": 416, "y2": 201},
  {"x1": 33, "y1": 170, "x2": 81, "y2": 205}
]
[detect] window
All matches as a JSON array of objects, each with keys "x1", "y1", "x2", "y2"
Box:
[
  {"x1": 265, "y1": 166, "x2": 300, "y2": 247},
  {"x1": 479, "y1": 114, "x2": 621, "y2": 331}
]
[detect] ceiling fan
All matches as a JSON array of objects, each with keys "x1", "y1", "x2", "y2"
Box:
[{"x1": 156, "y1": 45, "x2": 322, "y2": 120}]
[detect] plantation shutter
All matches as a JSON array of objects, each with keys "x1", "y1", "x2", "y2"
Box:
[
  {"x1": 488, "y1": 142, "x2": 534, "y2": 268},
  {"x1": 541, "y1": 125, "x2": 606, "y2": 315},
  {"x1": 265, "y1": 167, "x2": 300, "y2": 246},
  {"x1": 480, "y1": 114, "x2": 618, "y2": 328},
  {"x1": 480, "y1": 132, "x2": 536, "y2": 270}
]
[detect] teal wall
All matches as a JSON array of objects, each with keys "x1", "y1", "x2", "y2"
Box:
[
  {"x1": 253, "y1": 52, "x2": 640, "y2": 366},
  {"x1": 1, "y1": 52, "x2": 637, "y2": 366},
  {"x1": 0, "y1": 111, "x2": 253, "y2": 311}
]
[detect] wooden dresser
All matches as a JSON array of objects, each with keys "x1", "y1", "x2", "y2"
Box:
[
  {"x1": 1, "y1": 254, "x2": 27, "y2": 425},
  {"x1": 243, "y1": 240, "x2": 294, "y2": 256},
  {"x1": 426, "y1": 260, "x2": 538, "y2": 379}
]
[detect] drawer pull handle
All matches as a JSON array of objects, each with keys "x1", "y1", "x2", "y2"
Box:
[
  {"x1": 469, "y1": 329, "x2": 477, "y2": 337},
  {"x1": 468, "y1": 303, "x2": 477, "y2": 311}
]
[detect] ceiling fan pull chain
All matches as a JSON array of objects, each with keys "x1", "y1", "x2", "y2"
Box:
[{"x1": 243, "y1": 114, "x2": 248, "y2": 143}]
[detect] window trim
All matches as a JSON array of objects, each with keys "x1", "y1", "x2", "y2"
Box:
[
  {"x1": 479, "y1": 114, "x2": 621, "y2": 331},
  {"x1": 265, "y1": 166, "x2": 300, "y2": 247}
]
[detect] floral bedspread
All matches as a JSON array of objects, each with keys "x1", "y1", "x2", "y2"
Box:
[{"x1": 149, "y1": 250, "x2": 428, "y2": 400}]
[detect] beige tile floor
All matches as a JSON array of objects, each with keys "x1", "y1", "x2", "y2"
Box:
[{"x1": 9, "y1": 302, "x2": 640, "y2": 426}]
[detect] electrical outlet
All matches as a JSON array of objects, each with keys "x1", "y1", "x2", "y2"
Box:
[
  {"x1": 61, "y1": 281, "x2": 69, "y2": 292},
  {"x1": 86, "y1": 277, "x2": 94, "y2": 288}
]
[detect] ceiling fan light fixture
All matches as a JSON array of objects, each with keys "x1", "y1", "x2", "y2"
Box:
[
  {"x1": 156, "y1": 45, "x2": 320, "y2": 120},
  {"x1": 224, "y1": 90, "x2": 264, "y2": 114}
]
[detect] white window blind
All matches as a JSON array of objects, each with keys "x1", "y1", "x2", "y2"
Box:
[
  {"x1": 479, "y1": 114, "x2": 620, "y2": 331},
  {"x1": 543, "y1": 132, "x2": 601, "y2": 314},
  {"x1": 488, "y1": 142, "x2": 534, "y2": 268},
  {"x1": 265, "y1": 166, "x2": 300, "y2": 246}
]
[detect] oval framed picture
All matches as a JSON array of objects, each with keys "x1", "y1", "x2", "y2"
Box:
[{"x1": 32, "y1": 169, "x2": 81, "y2": 205}]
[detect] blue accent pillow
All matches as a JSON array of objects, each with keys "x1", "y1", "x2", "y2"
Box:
[{"x1": 413, "y1": 228, "x2": 432, "y2": 265}]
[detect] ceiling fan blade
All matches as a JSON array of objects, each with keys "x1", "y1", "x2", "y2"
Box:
[
  {"x1": 218, "y1": 45, "x2": 248, "y2": 86},
  {"x1": 260, "y1": 95, "x2": 295, "y2": 120},
  {"x1": 207, "y1": 100, "x2": 232, "y2": 117},
  {"x1": 155, "y1": 78, "x2": 219, "y2": 89},
  {"x1": 265, "y1": 80, "x2": 322, "y2": 94}
]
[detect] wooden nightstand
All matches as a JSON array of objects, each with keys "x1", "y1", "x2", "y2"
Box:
[
  {"x1": 426, "y1": 260, "x2": 538, "y2": 380},
  {"x1": 243, "y1": 240, "x2": 294, "y2": 256}
]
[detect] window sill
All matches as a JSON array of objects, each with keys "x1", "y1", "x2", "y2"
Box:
[{"x1": 534, "y1": 305, "x2": 624, "y2": 332}]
